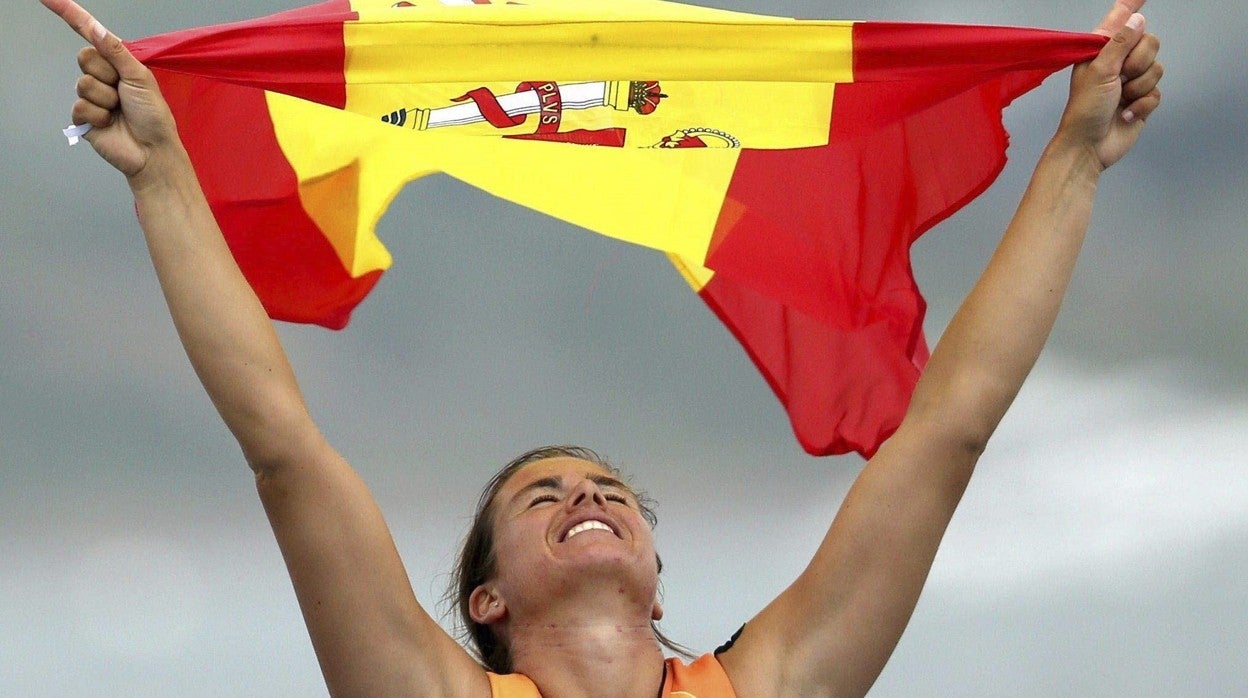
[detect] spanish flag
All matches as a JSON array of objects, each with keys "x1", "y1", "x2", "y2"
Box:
[{"x1": 126, "y1": 0, "x2": 1104, "y2": 457}]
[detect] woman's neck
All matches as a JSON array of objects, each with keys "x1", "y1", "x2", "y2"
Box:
[{"x1": 505, "y1": 600, "x2": 666, "y2": 698}]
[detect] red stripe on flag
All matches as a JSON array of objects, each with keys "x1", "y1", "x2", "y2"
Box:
[
  {"x1": 129, "y1": 0, "x2": 355, "y2": 109},
  {"x1": 697, "y1": 278, "x2": 923, "y2": 457},
  {"x1": 700, "y1": 24, "x2": 1102, "y2": 456},
  {"x1": 154, "y1": 67, "x2": 381, "y2": 330},
  {"x1": 852, "y1": 22, "x2": 1107, "y2": 83}
]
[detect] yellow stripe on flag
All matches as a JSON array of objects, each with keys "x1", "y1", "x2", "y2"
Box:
[
  {"x1": 436, "y1": 139, "x2": 741, "y2": 263},
  {"x1": 272, "y1": 84, "x2": 746, "y2": 265},
  {"x1": 293, "y1": 0, "x2": 854, "y2": 269},
  {"x1": 342, "y1": 0, "x2": 855, "y2": 85},
  {"x1": 668, "y1": 253, "x2": 715, "y2": 292}
]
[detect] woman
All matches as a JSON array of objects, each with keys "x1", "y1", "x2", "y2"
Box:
[{"x1": 42, "y1": 0, "x2": 1162, "y2": 695}]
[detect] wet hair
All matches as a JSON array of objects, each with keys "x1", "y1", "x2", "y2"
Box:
[{"x1": 448, "y1": 445, "x2": 693, "y2": 673}]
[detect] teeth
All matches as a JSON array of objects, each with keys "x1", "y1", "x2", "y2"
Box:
[{"x1": 565, "y1": 520, "x2": 613, "y2": 540}]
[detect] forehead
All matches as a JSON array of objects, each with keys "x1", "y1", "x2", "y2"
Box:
[{"x1": 498, "y1": 456, "x2": 617, "y2": 497}]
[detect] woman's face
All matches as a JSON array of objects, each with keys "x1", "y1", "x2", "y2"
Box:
[{"x1": 480, "y1": 456, "x2": 662, "y2": 619}]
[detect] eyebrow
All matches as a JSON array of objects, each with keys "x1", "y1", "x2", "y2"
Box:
[{"x1": 509, "y1": 474, "x2": 634, "y2": 507}]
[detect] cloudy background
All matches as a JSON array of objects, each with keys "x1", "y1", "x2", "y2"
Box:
[{"x1": 2, "y1": 0, "x2": 1245, "y2": 695}]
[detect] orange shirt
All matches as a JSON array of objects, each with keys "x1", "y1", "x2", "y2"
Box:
[{"x1": 487, "y1": 654, "x2": 737, "y2": 697}]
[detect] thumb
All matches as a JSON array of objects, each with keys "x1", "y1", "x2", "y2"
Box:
[
  {"x1": 1090, "y1": 13, "x2": 1146, "y2": 80},
  {"x1": 1092, "y1": 0, "x2": 1146, "y2": 38}
]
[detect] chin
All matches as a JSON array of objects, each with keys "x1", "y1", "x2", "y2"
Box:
[
  {"x1": 565, "y1": 547, "x2": 636, "y2": 570},
  {"x1": 581, "y1": 563, "x2": 660, "y2": 599}
]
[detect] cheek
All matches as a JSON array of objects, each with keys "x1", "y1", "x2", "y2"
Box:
[{"x1": 491, "y1": 517, "x2": 546, "y2": 573}]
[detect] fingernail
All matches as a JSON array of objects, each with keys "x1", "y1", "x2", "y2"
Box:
[
  {"x1": 88, "y1": 19, "x2": 108, "y2": 42},
  {"x1": 1126, "y1": 13, "x2": 1144, "y2": 31},
  {"x1": 1122, "y1": 110, "x2": 1136, "y2": 123}
]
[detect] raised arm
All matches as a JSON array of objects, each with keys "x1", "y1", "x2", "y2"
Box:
[
  {"x1": 44, "y1": 2, "x2": 489, "y2": 695},
  {"x1": 720, "y1": 4, "x2": 1162, "y2": 696}
]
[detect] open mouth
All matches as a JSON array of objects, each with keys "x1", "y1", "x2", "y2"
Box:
[{"x1": 562, "y1": 520, "x2": 615, "y2": 541}]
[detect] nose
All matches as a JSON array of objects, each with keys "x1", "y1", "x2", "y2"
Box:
[{"x1": 566, "y1": 477, "x2": 607, "y2": 510}]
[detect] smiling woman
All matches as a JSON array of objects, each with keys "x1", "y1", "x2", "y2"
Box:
[{"x1": 449, "y1": 445, "x2": 693, "y2": 675}]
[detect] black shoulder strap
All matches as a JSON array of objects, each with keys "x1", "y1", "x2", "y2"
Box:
[{"x1": 713, "y1": 624, "x2": 746, "y2": 656}]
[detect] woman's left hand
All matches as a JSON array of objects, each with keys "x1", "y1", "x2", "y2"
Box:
[{"x1": 1057, "y1": 0, "x2": 1163, "y2": 171}]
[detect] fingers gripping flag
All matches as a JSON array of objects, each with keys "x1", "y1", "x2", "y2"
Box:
[{"x1": 125, "y1": 0, "x2": 1105, "y2": 457}]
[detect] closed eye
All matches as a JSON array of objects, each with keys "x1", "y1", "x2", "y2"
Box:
[{"x1": 528, "y1": 494, "x2": 558, "y2": 507}]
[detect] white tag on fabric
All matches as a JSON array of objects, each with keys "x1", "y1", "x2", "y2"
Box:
[{"x1": 62, "y1": 123, "x2": 93, "y2": 145}]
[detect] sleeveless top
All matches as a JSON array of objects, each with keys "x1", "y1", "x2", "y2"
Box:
[{"x1": 487, "y1": 653, "x2": 737, "y2": 698}]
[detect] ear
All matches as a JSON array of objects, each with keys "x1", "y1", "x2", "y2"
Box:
[
  {"x1": 469, "y1": 585, "x2": 506, "y2": 624},
  {"x1": 651, "y1": 598, "x2": 664, "y2": 622}
]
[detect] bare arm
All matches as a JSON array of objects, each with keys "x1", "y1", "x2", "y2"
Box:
[
  {"x1": 44, "y1": 1, "x2": 490, "y2": 695},
  {"x1": 721, "y1": 3, "x2": 1163, "y2": 696}
]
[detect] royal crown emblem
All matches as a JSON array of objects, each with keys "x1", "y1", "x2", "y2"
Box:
[{"x1": 628, "y1": 81, "x2": 667, "y2": 115}]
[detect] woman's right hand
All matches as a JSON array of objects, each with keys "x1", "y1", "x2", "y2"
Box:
[{"x1": 43, "y1": 0, "x2": 181, "y2": 184}]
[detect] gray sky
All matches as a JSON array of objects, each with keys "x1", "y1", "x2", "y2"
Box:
[{"x1": 3, "y1": 0, "x2": 1246, "y2": 695}]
